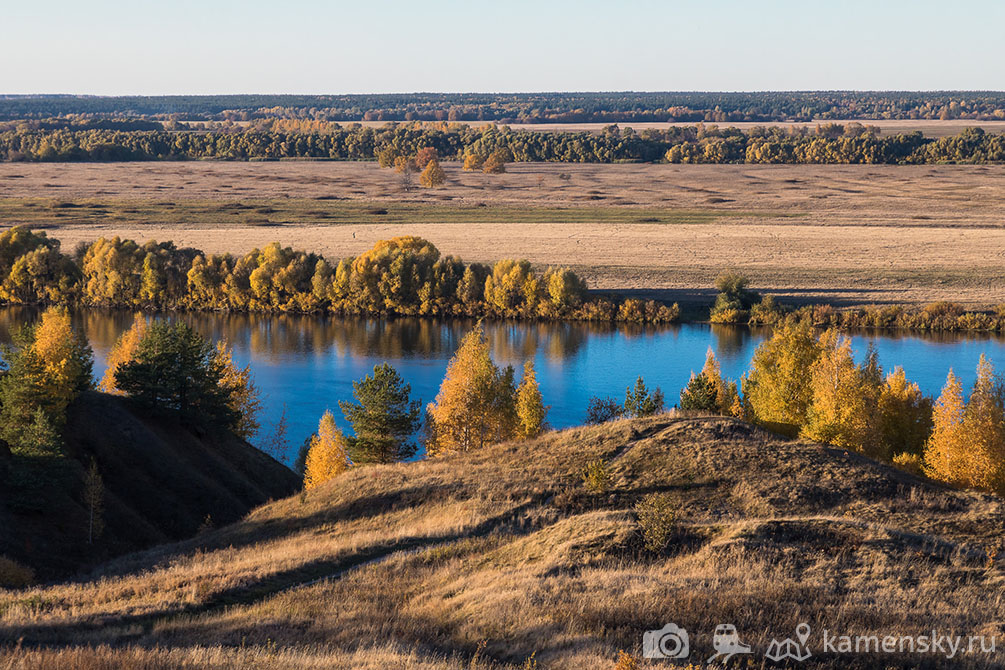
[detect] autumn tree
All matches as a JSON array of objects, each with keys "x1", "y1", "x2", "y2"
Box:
[
  {"x1": 419, "y1": 158, "x2": 446, "y2": 188},
  {"x1": 0, "y1": 309, "x2": 91, "y2": 452},
  {"x1": 415, "y1": 146, "x2": 438, "y2": 169},
  {"x1": 680, "y1": 349, "x2": 740, "y2": 415},
  {"x1": 99, "y1": 313, "x2": 148, "y2": 394},
  {"x1": 482, "y1": 148, "x2": 510, "y2": 174},
  {"x1": 515, "y1": 360, "x2": 547, "y2": 438},
  {"x1": 742, "y1": 321, "x2": 822, "y2": 436},
  {"x1": 877, "y1": 367, "x2": 933, "y2": 460},
  {"x1": 462, "y1": 152, "x2": 485, "y2": 171},
  {"x1": 303, "y1": 410, "x2": 350, "y2": 490},
  {"x1": 213, "y1": 340, "x2": 262, "y2": 440},
  {"x1": 924, "y1": 356, "x2": 1005, "y2": 494},
  {"x1": 425, "y1": 323, "x2": 516, "y2": 455},
  {"x1": 338, "y1": 363, "x2": 421, "y2": 464},
  {"x1": 31, "y1": 307, "x2": 93, "y2": 412}
]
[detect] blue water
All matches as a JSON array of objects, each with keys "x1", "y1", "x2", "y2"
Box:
[{"x1": 4, "y1": 308, "x2": 1005, "y2": 457}]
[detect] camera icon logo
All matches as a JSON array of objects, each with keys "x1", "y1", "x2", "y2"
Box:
[{"x1": 643, "y1": 623, "x2": 690, "y2": 659}]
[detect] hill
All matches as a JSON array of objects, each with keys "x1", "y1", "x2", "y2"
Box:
[
  {"x1": 1, "y1": 414, "x2": 1004, "y2": 669},
  {"x1": 0, "y1": 391, "x2": 299, "y2": 580}
]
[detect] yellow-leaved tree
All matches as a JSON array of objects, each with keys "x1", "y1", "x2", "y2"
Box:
[
  {"x1": 701, "y1": 348, "x2": 742, "y2": 416},
  {"x1": 742, "y1": 321, "x2": 822, "y2": 436},
  {"x1": 419, "y1": 158, "x2": 446, "y2": 188},
  {"x1": 515, "y1": 360, "x2": 547, "y2": 439},
  {"x1": 32, "y1": 307, "x2": 92, "y2": 412},
  {"x1": 425, "y1": 322, "x2": 516, "y2": 455},
  {"x1": 801, "y1": 330, "x2": 881, "y2": 455},
  {"x1": 99, "y1": 313, "x2": 148, "y2": 394},
  {"x1": 877, "y1": 366, "x2": 932, "y2": 461},
  {"x1": 924, "y1": 357, "x2": 1005, "y2": 494},
  {"x1": 303, "y1": 410, "x2": 350, "y2": 490},
  {"x1": 213, "y1": 340, "x2": 262, "y2": 440}
]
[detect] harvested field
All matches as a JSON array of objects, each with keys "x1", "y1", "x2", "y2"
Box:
[{"x1": 2, "y1": 161, "x2": 1005, "y2": 307}]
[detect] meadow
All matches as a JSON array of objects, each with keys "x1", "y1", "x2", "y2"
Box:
[
  {"x1": 2, "y1": 414, "x2": 1003, "y2": 669},
  {"x1": 2, "y1": 161, "x2": 1005, "y2": 307}
]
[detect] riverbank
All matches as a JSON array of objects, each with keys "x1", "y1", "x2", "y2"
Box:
[{"x1": 3, "y1": 161, "x2": 1004, "y2": 308}]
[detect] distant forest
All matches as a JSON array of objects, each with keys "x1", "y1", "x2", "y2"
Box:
[
  {"x1": 2, "y1": 122, "x2": 1003, "y2": 164},
  {"x1": 4, "y1": 91, "x2": 1005, "y2": 123}
]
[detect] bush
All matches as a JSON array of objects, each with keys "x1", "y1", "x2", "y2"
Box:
[
  {"x1": 581, "y1": 459, "x2": 612, "y2": 493},
  {"x1": 0, "y1": 555, "x2": 34, "y2": 588},
  {"x1": 635, "y1": 493, "x2": 678, "y2": 552},
  {"x1": 585, "y1": 396, "x2": 624, "y2": 424}
]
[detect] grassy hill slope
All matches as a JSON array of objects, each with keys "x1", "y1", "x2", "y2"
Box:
[
  {"x1": 0, "y1": 391, "x2": 300, "y2": 580},
  {"x1": 2, "y1": 414, "x2": 1004, "y2": 669}
]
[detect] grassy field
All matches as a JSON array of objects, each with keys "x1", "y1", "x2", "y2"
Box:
[
  {"x1": 2, "y1": 161, "x2": 1005, "y2": 307},
  {"x1": 2, "y1": 414, "x2": 1003, "y2": 669}
]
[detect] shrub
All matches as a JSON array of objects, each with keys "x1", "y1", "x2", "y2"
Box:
[
  {"x1": 635, "y1": 493, "x2": 678, "y2": 552},
  {"x1": 581, "y1": 459, "x2": 612, "y2": 493},
  {"x1": 585, "y1": 396, "x2": 624, "y2": 424},
  {"x1": 0, "y1": 555, "x2": 34, "y2": 588},
  {"x1": 893, "y1": 452, "x2": 925, "y2": 477}
]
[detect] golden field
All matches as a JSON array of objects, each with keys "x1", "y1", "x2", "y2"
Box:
[{"x1": 2, "y1": 161, "x2": 1005, "y2": 307}]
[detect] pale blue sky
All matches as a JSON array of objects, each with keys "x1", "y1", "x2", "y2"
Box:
[{"x1": 3, "y1": 0, "x2": 1003, "y2": 94}]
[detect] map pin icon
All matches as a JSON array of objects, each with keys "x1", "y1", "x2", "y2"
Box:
[{"x1": 796, "y1": 623, "x2": 811, "y2": 645}]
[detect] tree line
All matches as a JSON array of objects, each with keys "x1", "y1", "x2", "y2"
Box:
[
  {"x1": 0, "y1": 228, "x2": 680, "y2": 324},
  {"x1": 706, "y1": 271, "x2": 1005, "y2": 334},
  {"x1": 5, "y1": 92, "x2": 1005, "y2": 123},
  {"x1": 3, "y1": 123, "x2": 1005, "y2": 164}
]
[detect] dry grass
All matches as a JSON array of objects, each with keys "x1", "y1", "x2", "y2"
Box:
[
  {"x1": 2, "y1": 415, "x2": 1004, "y2": 668},
  {"x1": 3, "y1": 161, "x2": 1005, "y2": 307}
]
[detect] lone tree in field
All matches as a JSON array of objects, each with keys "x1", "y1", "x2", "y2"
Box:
[
  {"x1": 100, "y1": 313, "x2": 148, "y2": 394},
  {"x1": 303, "y1": 410, "x2": 350, "y2": 490},
  {"x1": 425, "y1": 322, "x2": 516, "y2": 455},
  {"x1": 339, "y1": 363, "x2": 421, "y2": 464},
  {"x1": 419, "y1": 158, "x2": 446, "y2": 188},
  {"x1": 515, "y1": 360, "x2": 547, "y2": 438}
]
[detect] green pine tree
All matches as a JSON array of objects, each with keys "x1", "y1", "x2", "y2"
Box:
[{"x1": 339, "y1": 363, "x2": 421, "y2": 464}]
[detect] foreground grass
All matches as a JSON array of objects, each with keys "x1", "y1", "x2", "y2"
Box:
[
  {"x1": 0, "y1": 197, "x2": 790, "y2": 229},
  {"x1": 2, "y1": 415, "x2": 1004, "y2": 668}
]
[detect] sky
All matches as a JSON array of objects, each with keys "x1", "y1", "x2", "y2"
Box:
[{"x1": 2, "y1": 0, "x2": 1003, "y2": 95}]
